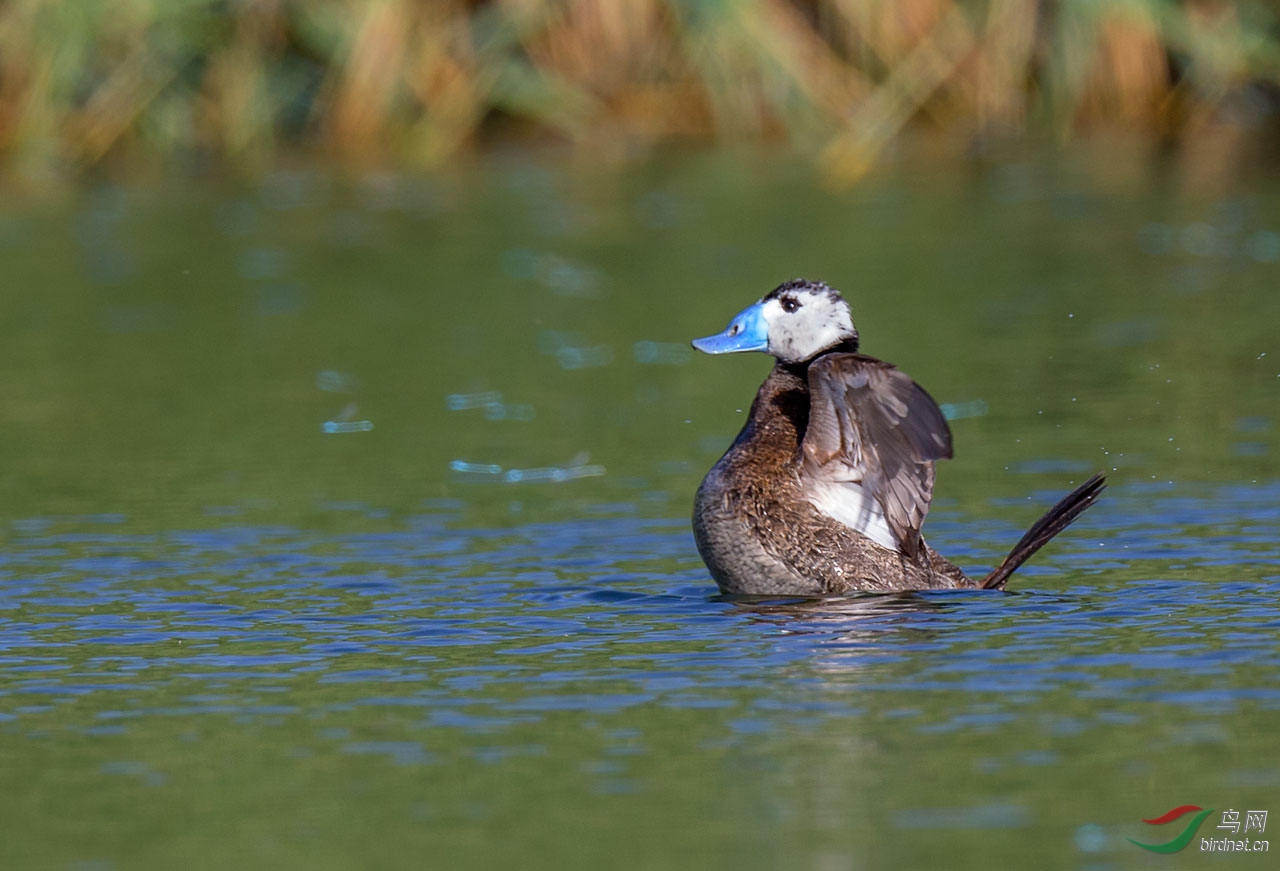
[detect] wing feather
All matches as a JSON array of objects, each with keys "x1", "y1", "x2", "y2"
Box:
[{"x1": 802, "y1": 354, "x2": 952, "y2": 557}]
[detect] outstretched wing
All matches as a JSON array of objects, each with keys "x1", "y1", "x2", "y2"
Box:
[{"x1": 801, "y1": 354, "x2": 952, "y2": 557}]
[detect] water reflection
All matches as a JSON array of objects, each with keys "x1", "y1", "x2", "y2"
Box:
[{"x1": 725, "y1": 592, "x2": 949, "y2": 631}]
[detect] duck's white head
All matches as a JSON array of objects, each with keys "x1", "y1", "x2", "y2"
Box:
[{"x1": 691, "y1": 279, "x2": 858, "y2": 364}]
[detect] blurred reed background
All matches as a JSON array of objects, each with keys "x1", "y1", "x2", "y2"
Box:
[{"x1": 0, "y1": 0, "x2": 1277, "y2": 186}]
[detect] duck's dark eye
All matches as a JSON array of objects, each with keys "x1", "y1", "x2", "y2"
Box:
[{"x1": 780, "y1": 296, "x2": 800, "y2": 313}]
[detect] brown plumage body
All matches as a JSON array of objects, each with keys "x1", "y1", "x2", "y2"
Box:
[{"x1": 694, "y1": 361, "x2": 972, "y2": 595}]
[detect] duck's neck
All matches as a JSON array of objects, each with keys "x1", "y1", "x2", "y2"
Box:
[
  {"x1": 733, "y1": 363, "x2": 810, "y2": 457},
  {"x1": 731, "y1": 343, "x2": 858, "y2": 459}
]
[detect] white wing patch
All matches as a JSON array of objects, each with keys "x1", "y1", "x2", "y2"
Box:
[{"x1": 806, "y1": 480, "x2": 900, "y2": 552}]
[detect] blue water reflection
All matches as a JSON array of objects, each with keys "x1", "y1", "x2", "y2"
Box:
[{"x1": 3, "y1": 481, "x2": 1278, "y2": 722}]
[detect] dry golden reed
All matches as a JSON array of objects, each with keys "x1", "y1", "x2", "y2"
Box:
[{"x1": 0, "y1": 0, "x2": 1274, "y2": 181}]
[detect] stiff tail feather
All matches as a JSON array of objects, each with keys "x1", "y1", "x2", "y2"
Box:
[{"x1": 981, "y1": 473, "x2": 1107, "y2": 590}]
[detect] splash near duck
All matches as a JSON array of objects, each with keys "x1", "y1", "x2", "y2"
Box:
[{"x1": 690, "y1": 279, "x2": 1105, "y2": 595}]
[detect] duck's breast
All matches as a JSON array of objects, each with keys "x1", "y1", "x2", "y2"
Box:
[{"x1": 692, "y1": 458, "x2": 820, "y2": 595}]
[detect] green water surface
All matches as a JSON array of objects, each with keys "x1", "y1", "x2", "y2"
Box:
[{"x1": 0, "y1": 146, "x2": 1278, "y2": 869}]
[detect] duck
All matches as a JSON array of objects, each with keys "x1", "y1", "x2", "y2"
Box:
[{"x1": 689, "y1": 278, "x2": 1105, "y2": 596}]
